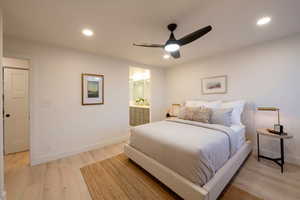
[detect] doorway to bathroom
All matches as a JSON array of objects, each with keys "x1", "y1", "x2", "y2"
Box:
[{"x1": 129, "y1": 67, "x2": 151, "y2": 126}]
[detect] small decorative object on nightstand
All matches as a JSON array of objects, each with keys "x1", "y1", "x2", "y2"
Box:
[{"x1": 256, "y1": 128, "x2": 293, "y2": 173}]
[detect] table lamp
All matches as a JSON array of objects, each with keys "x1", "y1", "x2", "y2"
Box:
[
  {"x1": 257, "y1": 107, "x2": 283, "y2": 134},
  {"x1": 166, "y1": 104, "x2": 181, "y2": 117}
]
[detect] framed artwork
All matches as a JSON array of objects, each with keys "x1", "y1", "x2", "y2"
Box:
[
  {"x1": 201, "y1": 75, "x2": 227, "y2": 95},
  {"x1": 82, "y1": 73, "x2": 104, "y2": 105}
]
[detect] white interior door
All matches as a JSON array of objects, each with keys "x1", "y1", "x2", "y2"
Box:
[{"x1": 4, "y1": 68, "x2": 29, "y2": 154}]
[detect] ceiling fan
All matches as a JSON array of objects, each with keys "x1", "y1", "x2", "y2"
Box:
[{"x1": 133, "y1": 23, "x2": 212, "y2": 59}]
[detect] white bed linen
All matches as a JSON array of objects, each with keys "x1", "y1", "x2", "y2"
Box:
[
  {"x1": 230, "y1": 125, "x2": 245, "y2": 149},
  {"x1": 129, "y1": 119, "x2": 240, "y2": 186}
]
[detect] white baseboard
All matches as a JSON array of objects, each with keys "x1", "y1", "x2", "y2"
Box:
[
  {"x1": 31, "y1": 135, "x2": 129, "y2": 166},
  {"x1": 253, "y1": 147, "x2": 300, "y2": 166}
]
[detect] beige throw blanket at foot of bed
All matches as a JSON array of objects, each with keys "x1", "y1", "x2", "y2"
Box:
[{"x1": 129, "y1": 119, "x2": 239, "y2": 186}]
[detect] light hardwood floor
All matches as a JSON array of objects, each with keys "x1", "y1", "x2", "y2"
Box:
[{"x1": 4, "y1": 143, "x2": 300, "y2": 200}]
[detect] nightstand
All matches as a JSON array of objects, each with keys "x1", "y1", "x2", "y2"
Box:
[{"x1": 257, "y1": 128, "x2": 293, "y2": 173}]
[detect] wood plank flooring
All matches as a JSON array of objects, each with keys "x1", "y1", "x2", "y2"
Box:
[
  {"x1": 81, "y1": 153, "x2": 262, "y2": 200},
  {"x1": 5, "y1": 142, "x2": 300, "y2": 200}
]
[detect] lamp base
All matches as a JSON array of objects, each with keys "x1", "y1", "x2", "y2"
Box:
[{"x1": 274, "y1": 124, "x2": 284, "y2": 133}]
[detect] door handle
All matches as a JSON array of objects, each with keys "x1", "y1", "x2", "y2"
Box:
[{"x1": 5, "y1": 114, "x2": 10, "y2": 118}]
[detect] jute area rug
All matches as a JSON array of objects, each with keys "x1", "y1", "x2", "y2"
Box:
[{"x1": 81, "y1": 154, "x2": 262, "y2": 200}]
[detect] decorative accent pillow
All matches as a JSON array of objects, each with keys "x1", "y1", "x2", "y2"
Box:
[
  {"x1": 185, "y1": 100, "x2": 222, "y2": 109},
  {"x1": 178, "y1": 106, "x2": 186, "y2": 118},
  {"x1": 178, "y1": 106, "x2": 212, "y2": 123},
  {"x1": 211, "y1": 108, "x2": 233, "y2": 127},
  {"x1": 221, "y1": 100, "x2": 245, "y2": 125}
]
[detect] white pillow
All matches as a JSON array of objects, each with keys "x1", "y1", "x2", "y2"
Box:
[
  {"x1": 221, "y1": 100, "x2": 245, "y2": 125},
  {"x1": 185, "y1": 100, "x2": 222, "y2": 109}
]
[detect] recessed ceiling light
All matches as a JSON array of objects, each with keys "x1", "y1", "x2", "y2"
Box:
[
  {"x1": 163, "y1": 54, "x2": 170, "y2": 59},
  {"x1": 82, "y1": 29, "x2": 94, "y2": 36},
  {"x1": 257, "y1": 17, "x2": 271, "y2": 26}
]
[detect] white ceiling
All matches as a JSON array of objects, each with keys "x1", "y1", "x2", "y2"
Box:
[{"x1": 2, "y1": 0, "x2": 300, "y2": 67}]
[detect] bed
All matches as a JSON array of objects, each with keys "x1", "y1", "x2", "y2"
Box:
[{"x1": 124, "y1": 118, "x2": 252, "y2": 200}]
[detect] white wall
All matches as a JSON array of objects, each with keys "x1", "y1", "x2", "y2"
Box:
[
  {"x1": 0, "y1": 9, "x2": 5, "y2": 200},
  {"x1": 4, "y1": 37, "x2": 166, "y2": 165},
  {"x1": 166, "y1": 34, "x2": 300, "y2": 164}
]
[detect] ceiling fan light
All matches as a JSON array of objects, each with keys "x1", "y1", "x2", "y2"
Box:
[{"x1": 164, "y1": 43, "x2": 180, "y2": 52}]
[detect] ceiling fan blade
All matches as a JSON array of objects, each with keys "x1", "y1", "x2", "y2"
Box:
[
  {"x1": 133, "y1": 43, "x2": 164, "y2": 48},
  {"x1": 178, "y1": 25, "x2": 212, "y2": 46},
  {"x1": 171, "y1": 51, "x2": 180, "y2": 59}
]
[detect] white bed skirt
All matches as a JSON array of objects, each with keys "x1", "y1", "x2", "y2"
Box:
[{"x1": 124, "y1": 140, "x2": 252, "y2": 200}]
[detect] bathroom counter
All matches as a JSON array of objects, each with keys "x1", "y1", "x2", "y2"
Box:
[
  {"x1": 129, "y1": 105, "x2": 150, "y2": 109},
  {"x1": 129, "y1": 106, "x2": 150, "y2": 126}
]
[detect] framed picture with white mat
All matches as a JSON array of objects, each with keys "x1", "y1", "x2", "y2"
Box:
[
  {"x1": 82, "y1": 73, "x2": 104, "y2": 105},
  {"x1": 201, "y1": 75, "x2": 227, "y2": 95}
]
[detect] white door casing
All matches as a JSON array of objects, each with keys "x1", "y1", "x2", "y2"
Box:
[{"x1": 4, "y1": 68, "x2": 29, "y2": 154}]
